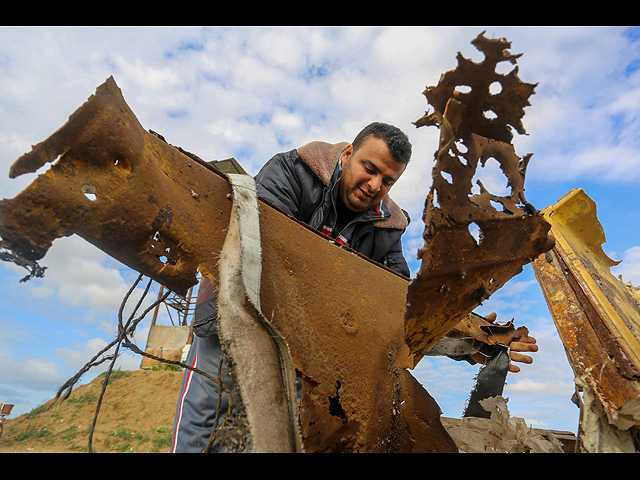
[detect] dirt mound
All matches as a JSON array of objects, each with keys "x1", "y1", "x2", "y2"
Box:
[{"x1": 0, "y1": 369, "x2": 184, "y2": 453}]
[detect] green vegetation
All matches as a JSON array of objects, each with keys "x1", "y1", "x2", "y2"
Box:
[
  {"x1": 0, "y1": 370, "x2": 180, "y2": 453},
  {"x1": 151, "y1": 362, "x2": 182, "y2": 372},
  {"x1": 98, "y1": 368, "x2": 132, "y2": 385}
]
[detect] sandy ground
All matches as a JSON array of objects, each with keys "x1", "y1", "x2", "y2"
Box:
[{"x1": 0, "y1": 369, "x2": 183, "y2": 453}]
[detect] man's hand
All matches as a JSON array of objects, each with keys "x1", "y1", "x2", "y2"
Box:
[
  {"x1": 505, "y1": 335, "x2": 538, "y2": 372},
  {"x1": 470, "y1": 312, "x2": 539, "y2": 373}
]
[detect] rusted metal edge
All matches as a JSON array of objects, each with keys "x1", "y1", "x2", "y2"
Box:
[
  {"x1": 532, "y1": 188, "x2": 640, "y2": 431},
  {"x1": 405, "y1": 32, "x2": 554, "y2": 360}
]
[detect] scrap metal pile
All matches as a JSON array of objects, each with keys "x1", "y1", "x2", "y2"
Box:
[{"x1": 2, "y1": 32, "x2": 635, "y2": 452}]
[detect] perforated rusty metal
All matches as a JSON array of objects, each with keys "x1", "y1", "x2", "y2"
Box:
[
  {"x1": 405, "y1": 32, "x2": 554, "y2": 360},
  {"x1": 0, "y1": 76, "x2": 456, "y2": 452},
  {"x1": 0, "y1": 77, "x2": 232, "y2": 297}
]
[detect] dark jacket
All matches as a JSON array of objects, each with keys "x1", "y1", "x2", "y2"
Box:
[
  {"x1": 193, "y1": 141, "x2": 411, "y2": 338},
  {"x1": 255, "y1": 141, "x2": 410, "y2": 277}
]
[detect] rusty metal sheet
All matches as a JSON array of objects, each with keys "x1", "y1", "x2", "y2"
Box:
[
  {"x1": 453, "y1": 312, "x2": 530, "y2": 346},
  {"x1": 258, "y1": 199, "x2": 456, "y2": 452},
  {"x1": 0, "y1": 34, "x2": 551, "y2": 452},
  {"x1": 0, "y1": 76, "x2": 456, "y2": 452},
  {"x1": 0, "y1": 76, "x2": 233, "y2": 297},
  {"x1": 405, "y1": 32, "x2": 554, "y2": 360},
  {"x1": 532, "y1": 188, "x2": 640, "y2": 432}
]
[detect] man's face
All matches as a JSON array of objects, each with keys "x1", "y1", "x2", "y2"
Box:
[{"x1": 338, "y1": 136, "x2": 406, "y2": 212}]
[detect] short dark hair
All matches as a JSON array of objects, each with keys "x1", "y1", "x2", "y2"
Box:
[{"x1": 352, "y1": 122, "x2": 412, "y2": 165}]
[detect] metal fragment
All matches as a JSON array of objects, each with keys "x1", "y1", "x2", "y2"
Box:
[
  {"x1": 463, "y1": 345, "x2": 510, "y2": 419},
  {"x1": 0, "y1": 77, "x2": 233, "y2": 297},
  {"x1": 405, "y1": 32, "x2": 554, "y2": 360},
  {"x1": 0, "y1": 76, "x2": 457, "y2": 452},
  {"x1": 532, "y1": 188, "x2": 640, "y2": 451}
]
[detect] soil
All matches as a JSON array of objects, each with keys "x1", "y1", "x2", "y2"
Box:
[{"x1": 0, "y1": 369, "x2": 184, "y2": 453}]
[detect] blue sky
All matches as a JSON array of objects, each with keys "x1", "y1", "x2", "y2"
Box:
[{"x1": 1, "y1": 26, "x2": 639, "y2": 435}]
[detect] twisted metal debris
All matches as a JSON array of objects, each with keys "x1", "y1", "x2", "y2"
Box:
[{"x1": 405, "y1": 32, "x2": 554, "y2": 361}]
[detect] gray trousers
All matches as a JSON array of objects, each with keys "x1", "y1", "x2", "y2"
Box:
[
  {"x1": 170, "y1": 332, "x2": 231, "y2": 453},
  {"x1": 171, "y1": 277, "x2": 231, "y2": 453}
]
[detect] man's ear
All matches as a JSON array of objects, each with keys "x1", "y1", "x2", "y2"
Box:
[{"x1": 341, "y1": 144, "x2": 353, "y2": 166}]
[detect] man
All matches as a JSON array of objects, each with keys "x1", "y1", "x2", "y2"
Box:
[
  {"x1": 171, "y1": 122, "x2": 411, "y2": 453},
  {"x1": 170, "y1": 122, "x2": 536, "y2": 452}
]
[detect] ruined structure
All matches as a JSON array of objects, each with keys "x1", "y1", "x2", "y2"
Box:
[{"x1": 0, "y1": 33, "x2": 558, "y2": 452}]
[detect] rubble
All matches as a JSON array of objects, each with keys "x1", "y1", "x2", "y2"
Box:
[{"x1": 442, "y1": 396, "x2": 570, "y2": 453}]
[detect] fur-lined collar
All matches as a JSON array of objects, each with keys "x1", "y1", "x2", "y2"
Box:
[{"x1": 296, "y1": 141, "x2": 408, "y2": 230}]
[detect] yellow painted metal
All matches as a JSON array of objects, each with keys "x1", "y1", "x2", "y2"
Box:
[
  {"x1": 543, "y1": 188, "x2": 640, "y2": 371},
  {"x1": 533, "y1": 188, "x2": 640, "y2": 432}
]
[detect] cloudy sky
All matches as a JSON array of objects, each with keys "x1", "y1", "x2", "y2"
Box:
[{"x1": 1, "y1": 26, "x2": 639, "y2": 435}]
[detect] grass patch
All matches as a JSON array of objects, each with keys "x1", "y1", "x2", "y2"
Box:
[
  {"x1": 13, "y1": 425, "x2": 54, "y2": 442},
  {"x1": 66, "y1": 391, "x2": 98, "y2": 406},
  {"x1": 24, "y1": 405, "x2": 48, "y2": 419},
  {"x1": 99, "y1": 369, "x2": 132, "y2": 385},
  {"x1": 151, "y1": 426, "x2": 173, "y2": 451}
]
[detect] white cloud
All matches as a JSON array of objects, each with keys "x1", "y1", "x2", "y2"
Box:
[
  {"x1": 22, "y1": 236, "x2": 132, "y2": 314},
  {"x1": 0, "y1": 355, "x2": 68, "y2": 392},
  {"x1": 113, "y1": 56, "x2": 182, "y2": 92},
  {"x1": 250, "y1": 29, "x2": 308, "y2": 71},
  {"x1": 56, "y1": 337, "x2": 141, "y2": 374},
  {"x1": 271, "y1": 107, "x2": 304, "y2": 131},
  {"x1": 506, "y1": 377, "x2": 574, "y2": 396}
]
